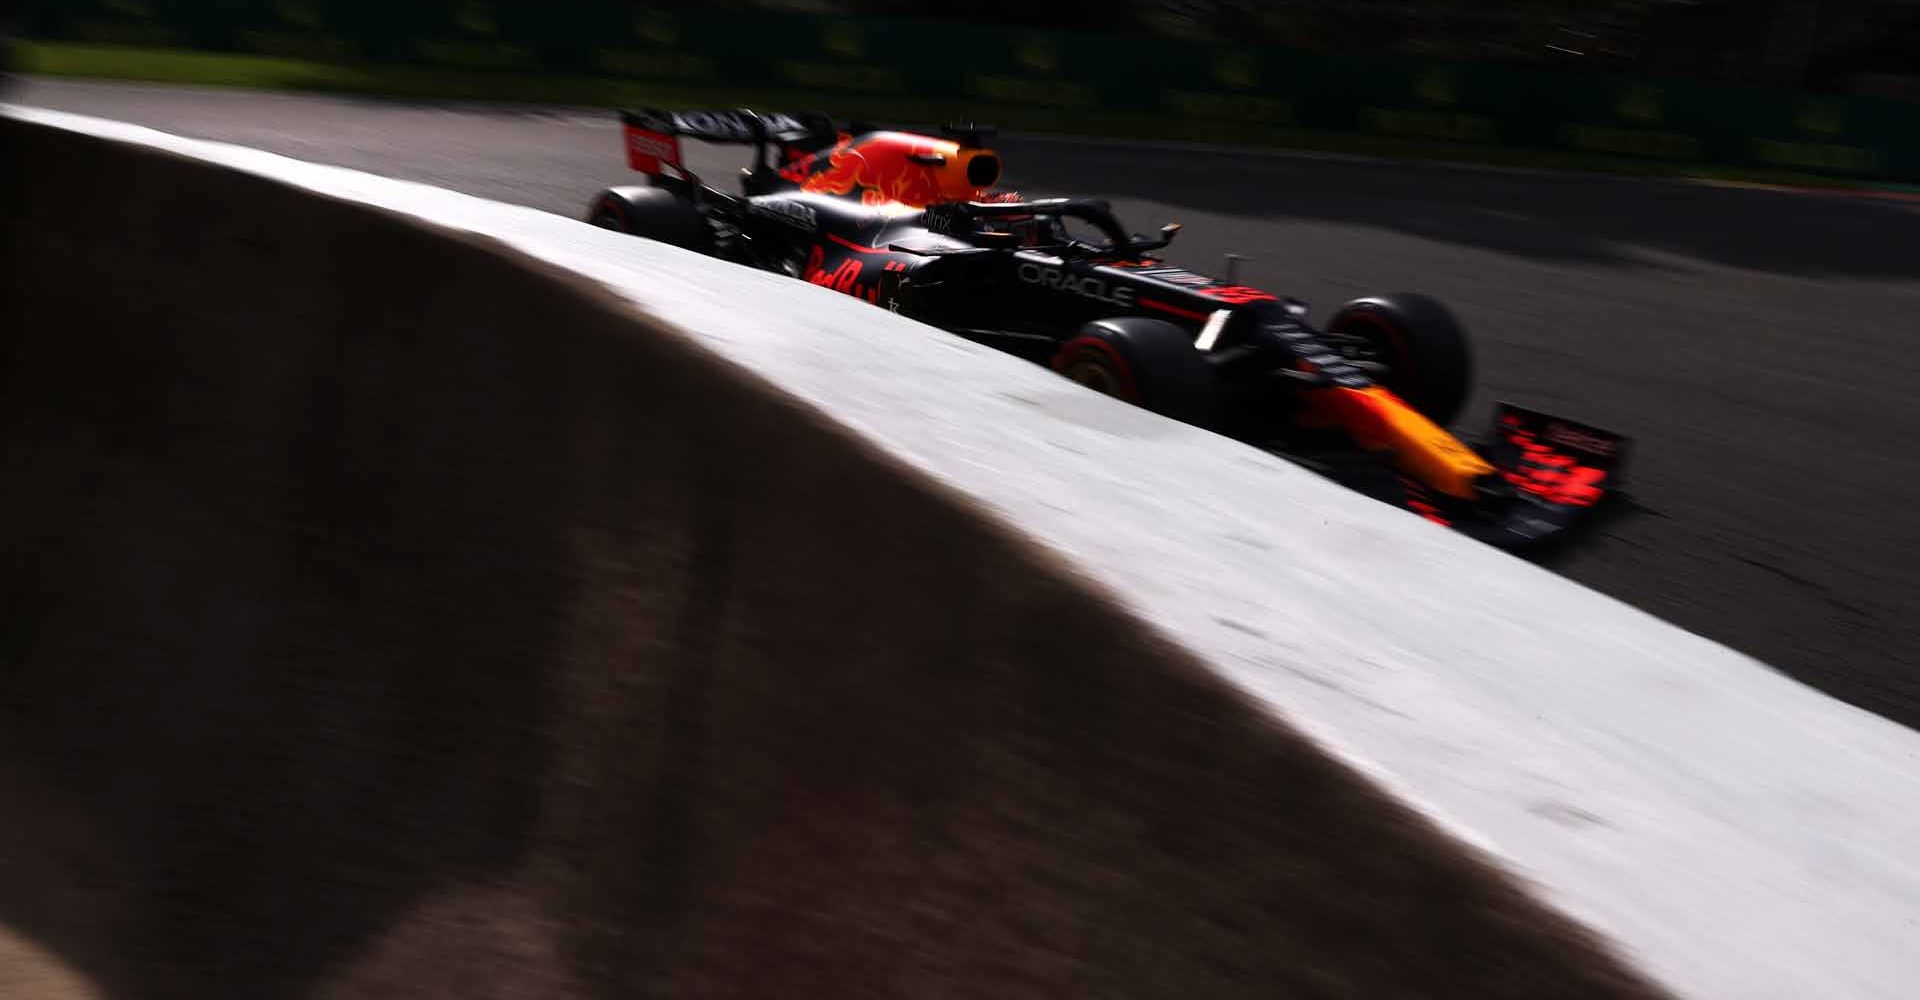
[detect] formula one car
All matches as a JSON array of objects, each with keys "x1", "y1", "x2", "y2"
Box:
[{"x1": 586, "y1": 108, "x2": 1627, "y2": 547}]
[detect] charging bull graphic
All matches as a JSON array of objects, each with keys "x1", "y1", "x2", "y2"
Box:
[{"x1": 780, "y1": 131, "x2": 1001, "y2": 207}]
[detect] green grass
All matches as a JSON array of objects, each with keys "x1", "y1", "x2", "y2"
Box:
[{"x1": 15, "y1": 40, "x2": 1917, "y2": 195}]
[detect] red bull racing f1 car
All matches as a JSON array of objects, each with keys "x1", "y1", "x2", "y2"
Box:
[{"x1": 587, "y1": 108, "x2": 1628, "y2": 548}]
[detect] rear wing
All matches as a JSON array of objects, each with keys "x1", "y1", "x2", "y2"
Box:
[
  {"x1": 620, "y1": 107, "x2": 838, "y2": 177},
  {"x1": 620, "y1": 108, "x2": 835, "y2": 146}
]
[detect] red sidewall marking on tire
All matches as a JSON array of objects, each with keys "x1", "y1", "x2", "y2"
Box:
[
  {"x1": 595, "y1": 196, "x2": 629, "y2": 228},
  {"x1": 1054, "y1": 335, "x2": 1142, "y2": 404},
  {"x1": 1340, "y1": 311, "x2": 1421, "y2": 399}
]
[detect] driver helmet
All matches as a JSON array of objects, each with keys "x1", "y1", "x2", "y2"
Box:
[{"x1": 975, "y1": 190, "x2": 1062, "y2": 246}]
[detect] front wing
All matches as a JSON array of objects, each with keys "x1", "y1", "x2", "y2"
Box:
[{"x1": 1310, "y1": 403, "x2": 1629, "y2": 549}]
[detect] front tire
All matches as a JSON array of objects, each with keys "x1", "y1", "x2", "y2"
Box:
[
  {"x1": 1050, "y1": 318, "x2": 1217, "y2": 428},
  {"x1": 1324, "y1": 293, "x2": 1472, "y2": 426}
]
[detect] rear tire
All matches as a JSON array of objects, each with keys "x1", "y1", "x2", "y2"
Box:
[
  {"x1": 586, "y1": 186, "x2": 713, "y2": 254},
  {"x1": 1050, "y1": 318, "x2": 1217, "y2": 427},
  {"x1": 1325, "y1": 293, "x2": 1472, "y2": 426}
]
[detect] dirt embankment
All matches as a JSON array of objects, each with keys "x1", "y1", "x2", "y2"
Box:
[{"x1": 0, "y1": 117, "x2": 1670, "y2": 1000}]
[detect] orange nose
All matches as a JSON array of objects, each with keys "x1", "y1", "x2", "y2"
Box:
[{"x1": 1307, "y1": 386, "x2": 1494, "y2": 499}]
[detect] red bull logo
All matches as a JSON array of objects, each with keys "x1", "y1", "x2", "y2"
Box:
[{"x1": 780, "y1": 131, "x2": 1000, "y2": 207}]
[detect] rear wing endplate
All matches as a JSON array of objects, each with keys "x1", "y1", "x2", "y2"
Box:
[{"x1": 621, "y1": 112, "x2": 683, "y2": 175}]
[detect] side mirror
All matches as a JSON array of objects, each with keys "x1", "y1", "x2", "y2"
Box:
[{"x1": 1126, "y1": 223, "x2": 1182, "y2": 256}]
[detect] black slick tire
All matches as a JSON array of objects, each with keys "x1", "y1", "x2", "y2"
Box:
[
  {"x1": 585, "y1": 186, "x2": 713, "y2": 254},
  {"x1": 1324, "y1": 293, "x2": 1472, "y2": 426},
  {"x1": 1050, "y1": 317, "x2": 1217, "y2": 428}
]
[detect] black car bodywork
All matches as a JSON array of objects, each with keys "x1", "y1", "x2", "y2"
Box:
[{"x1": 588, "y1": 108, "x2": 1627, "y2": 548}]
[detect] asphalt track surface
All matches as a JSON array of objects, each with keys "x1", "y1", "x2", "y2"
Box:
[{"x1": 15, "y1": 78, "x2": 1920, "y2": 731}]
